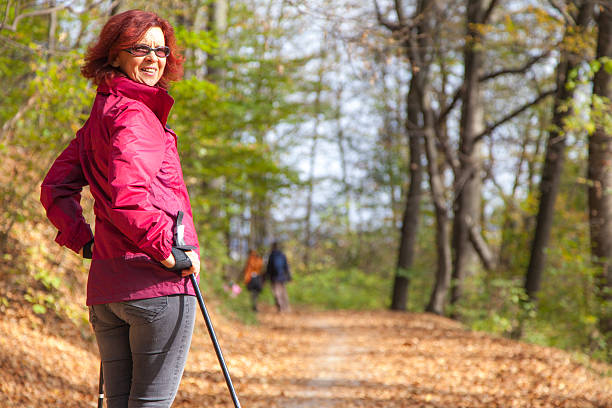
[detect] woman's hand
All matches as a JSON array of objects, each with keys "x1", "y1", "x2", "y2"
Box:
[
  {"x1": 161, "y1": 250, "x2": 200, "y2": 277},
  {"x1": 78, "y1": 243, "x2": 94, "y2": 257},
  {"x1": 181, "y1": 251, "x2": 200, "y2": 277}
]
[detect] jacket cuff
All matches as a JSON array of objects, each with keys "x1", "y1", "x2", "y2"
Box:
[
  {"x1": 148, "y1": 233, "x2": 173, "y2": 263},
  {"x1": 59, "y1": 223, "x2": 94, "y2": 253}
]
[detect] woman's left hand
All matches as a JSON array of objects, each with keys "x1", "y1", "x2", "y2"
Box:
[{"x1": 78, "y1": 243, "x2": 94, "y2": 258}]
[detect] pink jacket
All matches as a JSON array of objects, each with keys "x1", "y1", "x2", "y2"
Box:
[{"x1": 41, "y1": 76, "x2": 199, "y2": 305}]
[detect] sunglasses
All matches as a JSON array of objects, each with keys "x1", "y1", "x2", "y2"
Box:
[{"x1": 123, "y1": 44, "x2": 171, "y2": 58}]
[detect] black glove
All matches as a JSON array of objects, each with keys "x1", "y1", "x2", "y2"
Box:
[
  {"x1": 82, "y1": 239, "x2": 94, "y2": 259},
  {"x1": 166, "y1": 247, "x2": 192, "y2": 274}
]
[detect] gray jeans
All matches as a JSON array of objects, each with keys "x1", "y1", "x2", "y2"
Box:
[{"x1": 89, "y1": 295, "x2": 196, "y2": 408}]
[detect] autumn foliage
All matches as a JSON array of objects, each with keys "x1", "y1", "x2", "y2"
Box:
[{"x1": 1, "y1": 298, "x2": 611, "y2": 407}]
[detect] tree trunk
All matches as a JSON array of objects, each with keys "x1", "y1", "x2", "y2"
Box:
[
  {"x1": 423, "y1": 101, "x2": 452, "y2": 315},
  {"x1": 588, "y1": 0, "x2": 612, "y2": 347},
  {"x1": 304, "y1": 66, "x2": 324, "y2": 270},
  {"x1": 335, "y1": 86, "x2": 351, "y2": 234},
  {"x1": 206, "y1": 0, "x2": 228, "y2": 80},
  {"x1": 527, "y1": 110, "x2": 547, "y2": 196},
  {"x1": 110, "y1": 1, "x2": 123, "y2": 16},
  {"x1": 387, "y1": 0, "x2": 438, "y2": 311},
  {"x1": 391, "y1": 83, "x2": 424, "y2": 311},
  {"x1": 196, "y1": 0, "x2": 231, "y2": 252},
  {"x1": 250, "y1": 195, "x2": 269, "y2": 251},
  {"x1": 47, "y1": 1, "x2": 57, "y2": 54},
  {"x1": 525, "y1": 1, "x2": 594, "y2": 301},
  {"x1": 450, "y1": 0, "x2": 488, "y2": 315}
]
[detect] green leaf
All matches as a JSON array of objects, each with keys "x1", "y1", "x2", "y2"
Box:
[
  {"x1": 604, "y1": 57, "x2": 612, "y2": 74},
  {"x1": 32, "y1": 304, "x2": 46, "y2": 314}
]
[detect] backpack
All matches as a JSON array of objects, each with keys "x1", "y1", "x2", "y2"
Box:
[{"x1": 247, "y1": 274, "x2": 263, "y2": 292}]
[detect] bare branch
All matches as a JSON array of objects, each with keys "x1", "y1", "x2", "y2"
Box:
[
  {"x1": 373, "y1": 0, "x2": 401, "y2": 32},
  {"x1": 473, "y1": 88, "x2": 556, "y2": 144},
  {"x1": 441, "y1": 68, "x2": 553, "y2": 126},
  {"x1": 482, "y1": 0, "x2": 500, "y2": 24},
  {"x1": 0, "y1": 2, "x2": 76, "y2": 32},
  {"x1": 480, "y1": 50, "x2": 553, "y2": 82},
  {"x1": 467, "y1": 218, "x2": 496, "y2": 271},
  {"x1": 0, "y1": 0, "x2": 118, "y2": 32},
  {"x1": 431, "y1": 121, "x2": 459, "y2": 177},
  {"x1": 439, "y1": 85, "x2": 463, "y2": 122},
  {"x1": 1, "y1": 93, "x2": 38, "y2": 142},
  {"x1": 547, "y1": 0, "x2": 574, "y2": 25},
  {"x1": 1, "y1": 0, "x2": 11, "y2": 30},
  {"x1": 394, "y1": 0, "x2": 407, "y2": 26}
]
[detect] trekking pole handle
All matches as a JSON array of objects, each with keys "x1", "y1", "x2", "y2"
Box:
[{"x1": 189, "y1": 274, "x2": 241, "y2": 408}]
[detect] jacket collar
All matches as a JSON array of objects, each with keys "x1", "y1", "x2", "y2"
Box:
[{"x1": 97, "y1": 76, "x2": 174, "y2": 126}]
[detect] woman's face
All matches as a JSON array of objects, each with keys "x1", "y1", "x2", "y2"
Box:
[{"x1": 113, "y1": 27, "x2": 167, "y2": 87}]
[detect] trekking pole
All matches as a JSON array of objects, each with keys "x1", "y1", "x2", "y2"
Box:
[
  {"x1": 97, "y1": 362, "x2": 104, "y2": 408},
  {"x1": 189, "y1": 274, "x2": 241, "y2": 408}
]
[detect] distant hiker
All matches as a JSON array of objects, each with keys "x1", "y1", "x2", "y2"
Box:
[
  {"x1": 40, "y1": 10, "x2": 201, "y2": 408},
  {"x1": 243, "y1": 249, "x2": 264, "y2": 312},
  {"x1": 266, "y1": 242, "x2": 291, "y2": 312}
]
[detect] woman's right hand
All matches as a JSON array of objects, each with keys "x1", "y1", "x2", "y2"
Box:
[
  {"x1": 181, "y1": 251, "x2": 200, "y2": 277},
  {"x1": 161, "y1": 251, "x2": 200, "y2": 277}
]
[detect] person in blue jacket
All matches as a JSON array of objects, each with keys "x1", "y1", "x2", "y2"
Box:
[{"x1": 265, "y1": 241, "x2": 291, "y2": 312}]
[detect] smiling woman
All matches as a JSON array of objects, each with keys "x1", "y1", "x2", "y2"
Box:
[{"x1": 40, "y1": 9, "x2": 200, "y2": 408}]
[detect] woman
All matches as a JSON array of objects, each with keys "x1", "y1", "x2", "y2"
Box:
[{"x1": 40, "y1": 10, "x2": 200, "y2": 407}]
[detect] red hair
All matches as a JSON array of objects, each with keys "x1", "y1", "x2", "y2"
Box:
[{"x1": 81, "y1": 10, "x2": 184, "y2": 89}]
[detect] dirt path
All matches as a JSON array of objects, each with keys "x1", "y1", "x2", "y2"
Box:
[
  {"x1": 262, "y1": 313, "x2": 363, "y2": 408},
  {"x1": 175, "y1": 308, "x2": 612, "y2": 408},
  {"x1": 1, "y1": 305, "x2": 611, "y2": 407}
]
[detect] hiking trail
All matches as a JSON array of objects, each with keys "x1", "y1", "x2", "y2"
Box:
[{"x1": 1, "y1": 305, "x2": 611, "y2": 407}]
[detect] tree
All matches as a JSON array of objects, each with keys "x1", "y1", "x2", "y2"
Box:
[
  {"x1": 423, "y1": 95, "x2": 453, "y2": 315},
  {"x1": 525, "y1": 0, "x2": 595, "y2": 302},
  {"x1": 303, "y1": 60, "x2": 325, "y2": 269},
  {"x1": 449, "y1": 0, "x2": 496, "y2": 315},
  {"x1": 588, "y1": 0, "x2": 612, "y2": 352},
  {"x1": 375, "y1": 0, "x2": 430, "y2": 311}
]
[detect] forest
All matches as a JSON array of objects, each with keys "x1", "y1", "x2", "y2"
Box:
[{"x1": 1, "y1": 0, "x2": 611, "y2": 383}]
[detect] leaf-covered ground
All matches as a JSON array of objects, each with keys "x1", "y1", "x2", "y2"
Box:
[{"x1": 1, "y1": 302, "x2": 611, "y2": 407}]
